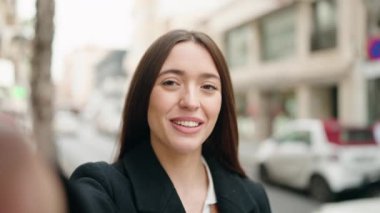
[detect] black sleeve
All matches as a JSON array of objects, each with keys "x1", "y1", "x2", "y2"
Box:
[
  {"x1": 60, "y1": 172, "x2": 92, "y2": 213},
  {"x1": 68, "y1": 162, "x2": 118, "y2": 213}
]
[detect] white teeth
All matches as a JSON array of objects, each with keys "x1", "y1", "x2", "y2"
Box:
[{"x1": 174, "y1": 121, "x2": 200, "y2": 127}]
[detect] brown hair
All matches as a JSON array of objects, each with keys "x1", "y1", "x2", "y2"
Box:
[{"x1": 118, "y1": 30, "x2": 246, "y2": 177}]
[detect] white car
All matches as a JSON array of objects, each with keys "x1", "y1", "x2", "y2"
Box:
[{"x1": 255, "y1": 119, "x2": 380, "y2": 202}]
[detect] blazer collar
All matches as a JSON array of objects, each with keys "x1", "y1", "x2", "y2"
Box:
[
  {"x1": 121, "y1": 141, "x2": 258, "y2": 212},
  {"x1": 121, "y1": 141, "x2": 185, "y2": 212}
]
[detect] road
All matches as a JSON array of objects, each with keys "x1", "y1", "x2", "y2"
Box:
[{"x1": 56, "y1": 121, "x2": 321, "y2": 213}]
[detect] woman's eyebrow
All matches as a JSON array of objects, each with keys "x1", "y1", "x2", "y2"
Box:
[
  {"x1": 158, "y1": 69, "x2": 220, "y2": 81},
  {"x1": 158, "y1": 69, "x2": 184, "y2": 77},
  {"x1": 200, "y1": 73, "x2": 220, "y2": 81}
]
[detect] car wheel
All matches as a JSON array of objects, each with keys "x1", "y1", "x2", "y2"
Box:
[
  {"x1": 259, "y1": 164, "x2": 271, "y2": 183},
  {"x1": 309, "y1": 175, "x2": 335, "y2": 202}
]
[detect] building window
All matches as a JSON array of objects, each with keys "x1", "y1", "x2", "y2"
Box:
[
  {"x1": 311, "y1": 0, "x2": 337, "y2": 51},
  {"x1": 260, "y1": 5, "x2": 296, "y2": 61},
  {"x1": 225, "y1": 25, "x2": 251, "y2": 68}
]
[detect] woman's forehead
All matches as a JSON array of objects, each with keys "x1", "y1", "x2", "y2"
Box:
[{"x1": 159, "y1": 42, "x2": 219, "y2": 76}]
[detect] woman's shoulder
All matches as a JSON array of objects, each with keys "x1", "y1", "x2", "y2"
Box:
[
  {"x1": 69, "y1": 161, "x2": 135, "y2": 213},
  {"x1": 239, "y1": 177, "x2": 267, "y2": 195},
  {"x1": 238, "y1": 177, "x2": 272, "y2": 213},
  {"x1": 70, "y1": 160, "x2": 130, "y2": 194},
  {"x1": 71, "y1": 161, "x2": 124, "y2": 180}
]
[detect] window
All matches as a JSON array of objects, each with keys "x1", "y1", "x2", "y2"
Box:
[
  {"x1": 311, "y1": 0, "x2": 337, "y2": 51},
  {"x1": 294, "y1": 131, "x2": 312, "y2": 145},
  {"x1": 260, "y1": 5, "x2": 296, "y2": 61},
  {"x1": 225, "y1": 25, "x2": 251, "y2": 68},
  {"x1": 276, "y1": 130, "x2": 311, "y2": 145},
  {"x1": 340, "y1": 128, "x2": 375, "y2": 144}
]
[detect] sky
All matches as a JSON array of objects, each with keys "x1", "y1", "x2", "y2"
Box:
[
  {"x1": 17, "y1": 0, "x2": 134, "y2": 82},
  {"x1": 16, "y1": 0, "x2": 229, "y2": 82},
  {"x1": 157, "y1": 0, "x2": 230, "y2": 18},
  {"x1": 53, "y1": 0, "x2": 133, "y2": 81}
]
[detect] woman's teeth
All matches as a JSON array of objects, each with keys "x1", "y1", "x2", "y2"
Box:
[{"x1": 174, "y1": 121, "x2": 200, "y2": 127}]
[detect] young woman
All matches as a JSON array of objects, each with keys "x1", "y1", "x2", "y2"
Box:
[{"x1": 70, "y1": 30, "x2": 271, "y2": 213}]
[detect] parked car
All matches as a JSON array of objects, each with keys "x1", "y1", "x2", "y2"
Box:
[
  {"x1": 255, "y1": 119, "x2": 380, "y2": 202},
  {"x1": 314, "y1": 197, "x2": 380, "y2": 213}
]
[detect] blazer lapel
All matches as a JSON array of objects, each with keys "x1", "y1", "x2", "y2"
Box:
[
  {"x1": 121, "y1": 142, "x2": 260, "y2": 212},
  {"x1": 206, "y1": 158, "x2": 260, "y2": 213},
  {"x1": 121, "y1": 141, "x2": 185, "y2": 213}
]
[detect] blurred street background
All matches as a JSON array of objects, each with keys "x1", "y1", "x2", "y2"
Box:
[{"x1": 2, "y1": 0, "x2": 380, "y2": 212}]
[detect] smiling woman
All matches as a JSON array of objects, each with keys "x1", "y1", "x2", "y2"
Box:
[
  {"x1": 70, "y1": 30, "x2": 272, "y2": 213},
  {"x1": 148, "y1": 42, "x2": 222, "y2": 157}
]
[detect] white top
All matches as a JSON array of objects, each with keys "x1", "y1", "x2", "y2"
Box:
[{"x1": 201, "y1": 157, "x2": 217, "y2": 213}]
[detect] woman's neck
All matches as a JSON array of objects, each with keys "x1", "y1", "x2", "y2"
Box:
[{"x1": 152, "y1": 142, "x2": 205, "y2": 186}]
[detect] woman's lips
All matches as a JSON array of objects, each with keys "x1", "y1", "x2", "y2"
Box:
[{"x1": 170, "y1": 117, "x2": 204, "y2": 134}]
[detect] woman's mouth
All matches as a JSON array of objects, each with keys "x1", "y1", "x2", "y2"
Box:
[{"x1": 170, "y1": 117, "x2": 204, "y2": 134}]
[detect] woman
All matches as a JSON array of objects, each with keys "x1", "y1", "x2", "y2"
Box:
[{"x1": 70, "y1": 30, "x2": 271, "y2": 213}]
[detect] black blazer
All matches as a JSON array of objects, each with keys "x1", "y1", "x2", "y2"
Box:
[{"x1": 70, "y1": 141, "x2": 271, "y2": 213}]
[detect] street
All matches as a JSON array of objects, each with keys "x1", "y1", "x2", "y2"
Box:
[{"x1": 56, "y1": 119, "x2": 323, "y2": 213}]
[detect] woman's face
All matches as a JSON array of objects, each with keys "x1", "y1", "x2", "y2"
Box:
[{"x1": 148, "y1": 41, "x2": 222, "y2": 156}]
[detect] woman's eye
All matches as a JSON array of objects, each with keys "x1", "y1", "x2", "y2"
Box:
[
  {"x1": 161, "y1": 80, "x2": 179, "y2": 87},
  {"x1": 201, "y1": 84, "x2": 218, "y2": 92}
]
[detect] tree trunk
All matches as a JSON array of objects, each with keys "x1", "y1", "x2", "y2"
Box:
[{"x1": 30, "y1": 0, "x2": 55, "y2": 162}]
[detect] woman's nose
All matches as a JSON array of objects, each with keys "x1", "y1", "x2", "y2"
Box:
[{"x1": 179, "y1": 89, "x2": 200, "y2": 111}]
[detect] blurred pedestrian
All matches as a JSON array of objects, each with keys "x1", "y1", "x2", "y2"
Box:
[{"x1": 70, "y1": 30, "x2": 271, "y2": 213}]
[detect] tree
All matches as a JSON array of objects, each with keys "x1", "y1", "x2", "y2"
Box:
[{"x1": 30, "y1": 0, "x2": 55, "y2": 162}]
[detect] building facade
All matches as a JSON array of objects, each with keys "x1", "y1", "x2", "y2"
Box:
[
  {"x1": 129, "y1": 0, "x2": 380, "y2": 141},
  {"x1": 201, "y1": 0, "x2": 380, "y2": 140},
  {"x1": 57, "y1": 46, "x2": 127, "y2": 112}
]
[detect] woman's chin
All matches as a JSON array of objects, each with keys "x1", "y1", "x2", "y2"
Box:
[{"x1": 165, "y1": 138, "x2": 204, "y2": 156}]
